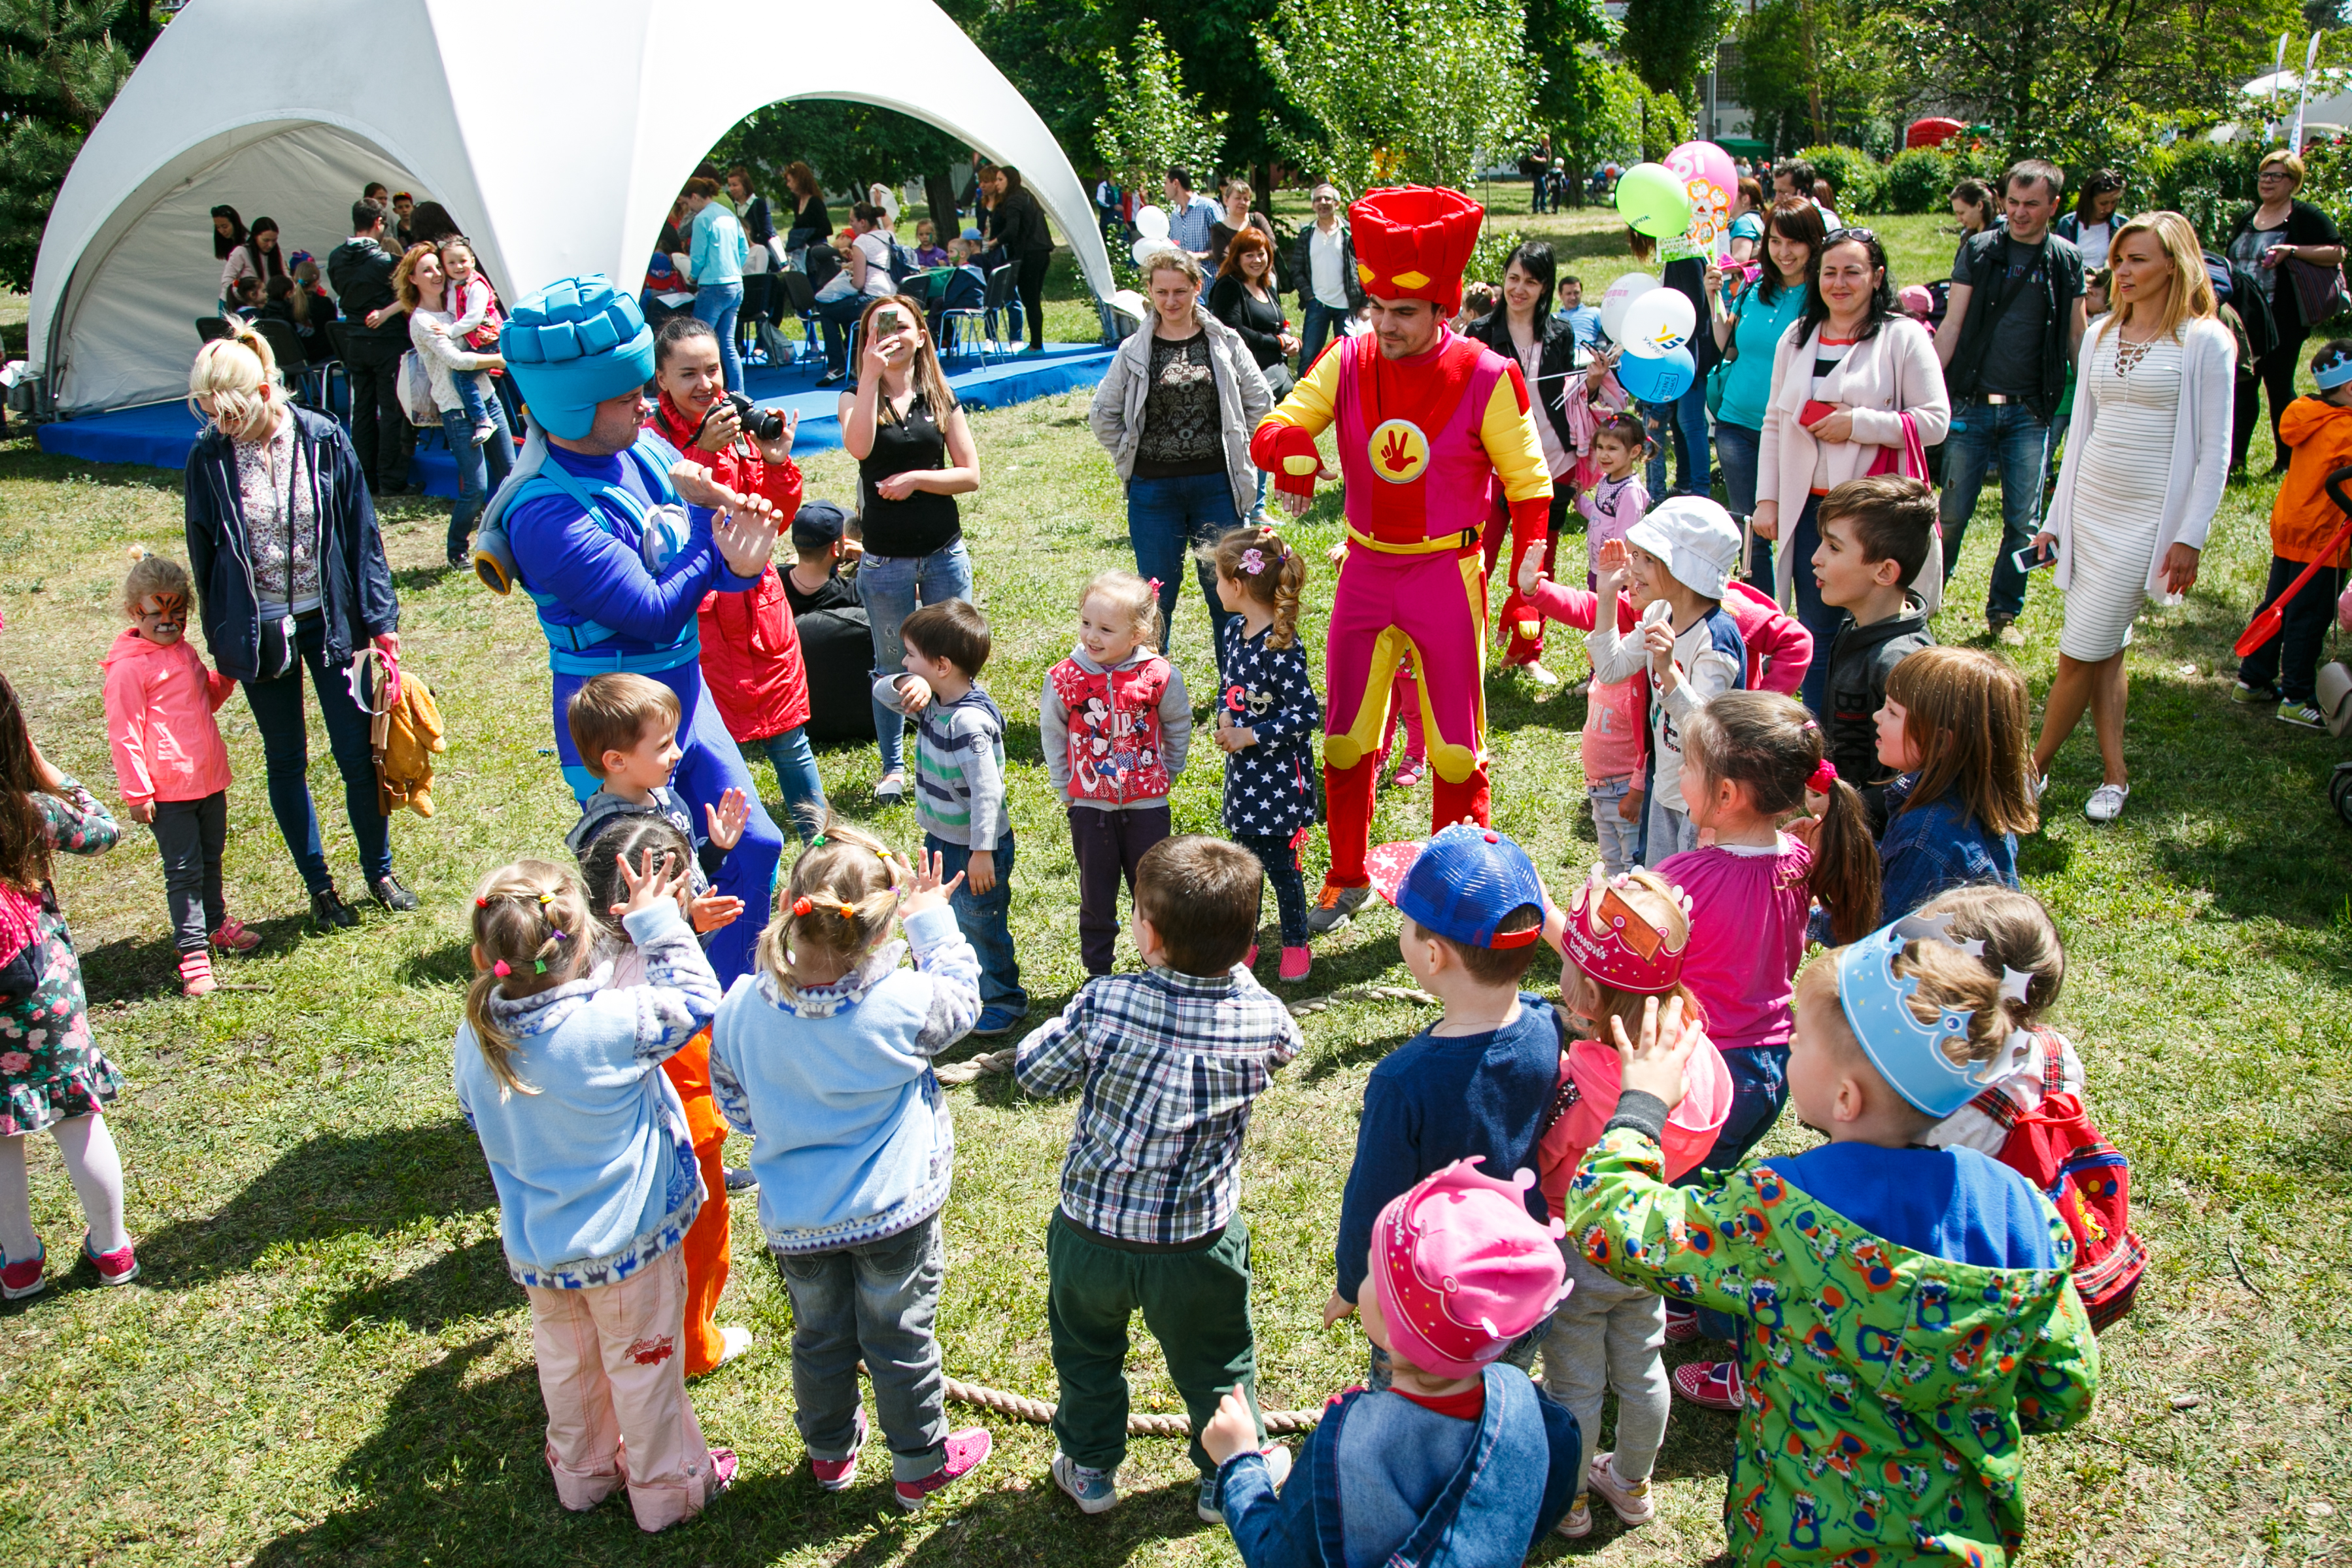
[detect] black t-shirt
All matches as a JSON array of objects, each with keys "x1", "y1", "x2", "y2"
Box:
[
  {"x1": 1132, "y1": 332, "x2": 1225, "y2": 479},
  {"x1": 857, "y1": 391, "x2": 961, "y2": 559},
  {"x1": 783, "y1": 564, "x2": 860, "y2": 619},
  {"x1": 1952, "y1": 231, "x2": 2083, "y2": 398}
]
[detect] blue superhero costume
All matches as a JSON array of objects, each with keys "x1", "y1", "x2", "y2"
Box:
[{"x1": 488, "y1": 275, "x2": 783, "y2": 986}]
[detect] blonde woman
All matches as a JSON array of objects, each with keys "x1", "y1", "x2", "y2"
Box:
[
  {"x1": 2029, "y1": 211, "x2": 2233, "y2": 822},
  {"x1": 390, "y1": 241, "x2": 510, "y2": 564},
  {"x1": 838, "y1": 294, "x2": 981, "y2": 798},
  {"x1": 2228, "y1": 149, "x2": 2347, "y2": 471},
  {"x1": 182, "y1": 326, "x2": 410, "y2": 926}
]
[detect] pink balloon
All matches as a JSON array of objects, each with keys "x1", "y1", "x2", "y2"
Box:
[{"x1": 1665, "y1": 140, "x2": 1738, "y2": 199}]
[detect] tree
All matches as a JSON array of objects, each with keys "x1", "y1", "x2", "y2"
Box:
[
  {"x1": 1095, "y1": 20, "x2": 1227, "y2": 196},
  {"x1": 1256, "y1": 0, "x2": 1540, "y2": 196},
  {"x1": 1729, "y1": 0, "x2": 1918, "y2": 152},
  {"x1": 715, "y1": 100, "x2": 970, "y2": 228},
  {"x1": 0, "y1": 0, "x2": 157, "y2": 293},
  {"x1": 1617, "y1": 0, "x2": 1736, "y2": 102}
]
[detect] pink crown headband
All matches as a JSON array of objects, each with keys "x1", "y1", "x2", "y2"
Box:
[{"x1": 1560, "y1": 864, "x2": 1690, "y2": 996}]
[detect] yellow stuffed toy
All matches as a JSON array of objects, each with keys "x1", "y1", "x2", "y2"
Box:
[{"x1": 351, "y1": 650, "x2": 446, "y2": 817}]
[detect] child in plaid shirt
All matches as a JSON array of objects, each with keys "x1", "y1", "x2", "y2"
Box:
[{"x1": 1014, "y1": 835, "x2": 1304, "y2": 1524}]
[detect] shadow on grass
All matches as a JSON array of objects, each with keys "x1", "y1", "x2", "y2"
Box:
[
  {"x1": 137, "y1": 1119, "x2": 494, "y2": 1291},
  {"x1": 398, "y1": 937, "x2": 475, "y2": 989},
  {"x1": 322, "y1": 1233, "x2": 513, "y2": 1333},
  {"x1": 77, "y1": 917, "x2": 313, "y2": 1006}
]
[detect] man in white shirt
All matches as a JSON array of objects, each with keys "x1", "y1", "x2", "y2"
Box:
[{"x1": 1293, "y1": 182, "x2": 1365, "y2": 370}]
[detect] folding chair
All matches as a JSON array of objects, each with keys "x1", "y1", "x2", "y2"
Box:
[
  {"x1": 253, "y1": 318, "x2": 329, "y2": 410},
  {"x1": 775, "y1": 270, "x2": 824, "y2": 366},
  {"x1": 195, "y1": 316, "x2": 233, "y2": 344}
]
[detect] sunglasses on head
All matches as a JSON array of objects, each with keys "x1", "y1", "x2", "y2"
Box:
[{"x1": 1823, "y1": 227, "x2": 1881, "y2": 251}]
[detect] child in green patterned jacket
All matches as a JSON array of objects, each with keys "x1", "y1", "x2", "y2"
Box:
[{"x1": 1565, "y1": 913, "x2": 2100, "y2": 1567}]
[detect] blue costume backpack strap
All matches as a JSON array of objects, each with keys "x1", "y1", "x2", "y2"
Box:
[{"x1": 519, "y1": 431, "x2": 706, "y2": 677}]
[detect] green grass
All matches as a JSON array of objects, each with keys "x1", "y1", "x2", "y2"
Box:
[{"x1": 1, "y1": 212, "x2": 2349, "y2": 1565}]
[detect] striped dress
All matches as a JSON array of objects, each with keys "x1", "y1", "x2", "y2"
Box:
[{"x1": 2058, "y1": 329, "x2": 2183, "y2": 661}]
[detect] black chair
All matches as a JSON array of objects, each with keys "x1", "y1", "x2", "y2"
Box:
[
  {"x1": 252, "y1": 318, "x2": 325, "y2": 409},
  {"x1": 774, "y1": 269, "x2": 824, "y2": 366},
  {"x1": 195, "y1": 316, "x2": 232, "y2": 344}
]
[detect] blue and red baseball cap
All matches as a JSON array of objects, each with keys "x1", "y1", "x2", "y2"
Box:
[{"x1": 1366, "y1": 823, "x2": 1545, "y2": 949}]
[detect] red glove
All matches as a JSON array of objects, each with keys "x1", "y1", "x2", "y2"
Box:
[
  {"x1": 1252, "y1": 421, "x2": 1323, "y2": 500},
  {"x1": 1506, "y1": 494, "x2": 1550, "y2": 592}
]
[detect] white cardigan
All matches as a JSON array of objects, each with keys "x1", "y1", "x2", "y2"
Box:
[
  {"x1": 408, "y1": 305, "x2": 499, "y2": 417},
  {"x1": 1756, "y1": 314, "x2": 1952, "y2": 607},
  {"x1": 2042, "y1": 314, "x2": 2234, "y2": 604}
]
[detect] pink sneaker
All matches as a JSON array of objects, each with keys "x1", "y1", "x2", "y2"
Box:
[
  {"x1": 1672, "y1": 1358, "x2": 1743, "y2": 1411},
  {"x1": 894, "y1": 1427, "x2": 991, "y2": 1511},
  {"x1": 211, "y1": 917, "x2": 262, "y2": 955},
  {"x1": 178, "y1": 951, "x2": 216, "y2": 998},
  {"x1": 810, "y1": 1411, "x2": 866, "y2": 1491},
  {"x1": 1244, "y1": 945, "x2": 1259, "y2": 970},
  {"x1": 709, "y1": 1447, "x2": 738, "y2": 1494},
  {"x1": 81, "y1": 1233, "x2": 137, "y2": 1287},
  {"x1": 1279, "y1": 946, "x2": 1312, "y2": 981},
  {"x1": 1391, "y1": 757, "x2": 1425, "y2": 791},
  {"x1": 1, "y1": 1240, "x2": 45, "y2": 1301},
  {"x1": 1663, "y1": 1303, "x2": 1700, "y2": 1343}
]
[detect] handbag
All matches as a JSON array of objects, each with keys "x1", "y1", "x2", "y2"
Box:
[
  {"x1": 2286, "y1": 253, "x2": 2351, "y2": 328},
  {"x1": 396, "y1": 348, "x2": 439, "y2": 428},
  {"x1": 1863, "y1": 409, "x2": 1945, "y2": 614}
]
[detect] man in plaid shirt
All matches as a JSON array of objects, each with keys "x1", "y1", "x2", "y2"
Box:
[{"x1": 1014, "y1": 835, "x2": 1303, "y2": 1524}]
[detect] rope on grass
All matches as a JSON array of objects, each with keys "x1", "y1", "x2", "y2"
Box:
[
  {"x1": 930, "y1": 985, "x2": 1439, "y2": 1087},
  {"x1": 943, "y1": 1374, "x2": 1325, "y2": 1436}
]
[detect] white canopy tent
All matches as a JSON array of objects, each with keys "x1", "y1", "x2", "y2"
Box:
[{"x1": 29, "y1": 0, "x2": 1114, "y2": 416}]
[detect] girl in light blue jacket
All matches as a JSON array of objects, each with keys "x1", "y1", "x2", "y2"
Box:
[
  {"x1": 453, "y1": 850, "x2": 732, "y2": 1533},
  {"x1": 708, "y1": 819, "x2": 993, "y2": 1512}
]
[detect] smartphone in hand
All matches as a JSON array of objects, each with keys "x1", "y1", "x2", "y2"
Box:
[{"x1": 2011, "y1": 540, "x2": 2057, "y2": 574}]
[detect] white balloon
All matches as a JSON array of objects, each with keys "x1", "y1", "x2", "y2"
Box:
[
  {"x1": 1134, "y1": 204, "x2": 1171, "y2": 241},
  {"x1": 1133, "y1": 235, "x2": 1167, "y2": 267},
  {"x1": 1620, "y1": 288, "x2": 1698, "y2": 358},
  {"x1": 1597, "y1": 272, "x2": 1660, "y2": 342}
]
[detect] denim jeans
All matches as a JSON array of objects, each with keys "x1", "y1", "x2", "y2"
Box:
[
  {"x1": 772, "y1": 1214, "x2": 949, "y2": 1483},
  {"x1": 1125, "y1": 472, "x2": 1238, "y2": 658},
  {"x1": 1644, "y1": 385, "x2": 1711, "y2": 498},
  {"x1": 242, "y1": 616, "x2": 392, "y2": 894},
  {"x1": 1937, "y1": 399, "x2": 2051, "y2": 624},
  {"x1": 1714, "y1": 420, "x2": 1773, "y2": 583},
  {"x1": 439, "y1": 396, "x2": 513, "y2": 558},
  {"x1": 2238, "y1": 556, "x2": 2349, "y2": 703},
  {"x1": 1588, "y1": 778, "x2": 1640, "y2": 878},
  {"x1": 859, "y1": 541, "x2": 973, "y2": 775},
  {"x1": 1790, "y1": 494, "x2": 1837, "y2": 717},
  {"x1": 1300, "y1": 298, "x2": 1350, "y2": 372},
  {"x1": 692, "y1": 281, "x2": 744, "y2": 392},
  {"x1": 1699, "y1": 1044, "x2": 1790, "y2": 1171},
  {"x1": 927, "y1": 832, "x2": 1025, "y2": 1016},
  {"x1": 150, "y1": 791, "x2": 228, "y2": 952},
  {"x1": 815, "y1": 291, "x2": 868, "y2": 373},
  {"x1": 451, "y1": 366, "x2": 491, "y2": 430},
  {"x1": 752, "y1": 724, "x2": 827, "y2": 844}
]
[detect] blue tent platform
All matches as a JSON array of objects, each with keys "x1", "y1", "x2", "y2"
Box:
[{"x1": 35, "y1": 341, "x2": 1115, "y2": 494}]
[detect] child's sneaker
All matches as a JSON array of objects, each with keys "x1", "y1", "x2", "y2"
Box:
[
  {"x1": 713, "y1": 1324, "x2": 753, "y2": 1369},
  {"x1": 970, "y1": 1006, "x2": 1025, "y2": 1038},
  {"x1": 1390, "y1": 757, "x2": 1424, "y2": 791},
  {"x1": 80, "y1": 1233, "x2": 138, "y2": 1287},
  {"x1": 2232, "y1": 679, "x2": 2279, "y2": 706},
  {"x1": 1585, "y1": 1451, "x2": 1654, "y2": 1526},
  {"x1": 895, "y1": 1427, "x2": 991, "y2": 1511},
  {"x1": 178, "y1": 951, "x2": 216, "y2": 998},
  {"x1": 1663, "y1": 1302, "x2": 1700, "y2": 1343},
  {"x1": 472, "y1": 421, "x2": 497, "y2": 447},
  {"x1": 1279, "y1": 946, "x2": 1312, "y2": 982},
  {"x1": 1, "y1": 1240, "x2": 45, "y2": 1301},
  {"x1": 1197, "y1": 1442, "x2": 1290, "y2": 1523},
  {"x1": 1244, "y1": 945, "x2": 1259, "y2": 970},
  {"x1": 709, "y1": 1447, "x2": 739, "y2": 1495},
  {"x1": 1051, "y1": 1452, "x2": 1119, "y2": 1514},
  {"x1": 1672, "y1": 1357, "x2": 1744, "y2": 1411},
  {"x1": 211, "y1": 917, "x2": 261, "y2": 955},
  {"x1": 1555, "y1": 1491, "x2": 1593, "y2": 1538},
  {"x1": 1304, "y1": 882, "x2": 1371, "y2": 935},
  {"x1": 810, "y1": 1410, "x2": 866, "y2": 1490},
  {"x1": 2279, "y1": 698, "x2": 2326, "y2": 730},
  {"x1": 1525, "y1": 661, "x2": 1560, "y2": 688}
]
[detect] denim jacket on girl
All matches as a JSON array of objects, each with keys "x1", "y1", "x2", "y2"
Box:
[{"x1": 1214, "y1": 1363, "x2": 1579, "y2": 1567}]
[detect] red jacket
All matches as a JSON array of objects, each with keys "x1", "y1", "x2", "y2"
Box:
[
  {"x1": 649, "y1": 393, "x2": 811, "y2": 741},
  {"x1": 1722, "y1": 579, "x2": 1812, "y2": 696}
]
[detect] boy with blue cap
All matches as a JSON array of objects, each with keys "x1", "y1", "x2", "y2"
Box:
[
  {"x1": 1568, "y1": 912, "x2": 2101, "y2": 1565},
  {"x1": 1324, "y1": 823, "x2": 1565, "y2": 1382},
  {"x1": 481, "y1": 274, "x2": 786, "y2": 986}
]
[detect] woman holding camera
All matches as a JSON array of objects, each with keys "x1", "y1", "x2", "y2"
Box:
[
  {"x1": 646, "y1": 315, "x2": 828, "y2": 840},
  {"x1": 838, "y1": 292, "x2": 980, "y2": 800}
]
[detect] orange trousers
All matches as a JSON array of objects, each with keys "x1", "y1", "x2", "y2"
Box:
[{"x1": 661, "y1": 1030, "x2": 733, "y2": 1379}]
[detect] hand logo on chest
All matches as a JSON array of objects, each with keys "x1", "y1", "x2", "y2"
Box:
[{"x1": 1368, "y1": 418, "x2": 1431, "y2": 484}]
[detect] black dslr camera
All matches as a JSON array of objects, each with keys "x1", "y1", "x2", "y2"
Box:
[{"x1": 697, "y1": 389, "x2": 784, "y2": 445}]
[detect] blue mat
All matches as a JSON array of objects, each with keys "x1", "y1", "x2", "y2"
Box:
[{"x1": 36, "y1": 342, "x2": 1115, "y2": 496}]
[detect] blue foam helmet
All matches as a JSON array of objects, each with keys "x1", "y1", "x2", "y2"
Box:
[{"x1": 500, "y1": 275, "x2": 655, "y2": 441}]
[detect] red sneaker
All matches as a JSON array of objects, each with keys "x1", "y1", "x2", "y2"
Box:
[
  {"x1": 81, "y1": 1233, "x2": 138, "y2": 1287},
  {"x1": 1671, "y1": 1358, "x2": 1743, "y2": 1411},
  {"x1": 810, "y1": 1411, "x2": 866, "y2": 1491},
  {"x1": 894, "y1": 1427, "x2": 991, "y2": 1511},
  {"x1": 1279, "y1": 946, "x2": 1312, "y2": 982},
  {"x1": 1663, "y1": 1303, "x2": 1700, "y2": 1343},
  {"x1": 1, "y1": 1240, "x2": 45, "y2": 1301},
  {"x1": 1244, "y1": 945, "x2": 1259, "y2": 970},
  {"x1": 709, "y1": 1447, "x2": 738, "y2": 1494}
]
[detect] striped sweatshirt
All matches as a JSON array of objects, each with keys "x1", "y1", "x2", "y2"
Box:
[{"x1": 873, "y1": 675, "x2": 1012, "y2": 850}]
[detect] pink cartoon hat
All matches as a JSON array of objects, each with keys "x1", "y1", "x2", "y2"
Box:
[
  {"x1": 1560, "y1": 865, "x2": 1690, "y2": 995},
  {"x1": 1369, "y1": 1158, "x2": 1569, "y2": 1381}
]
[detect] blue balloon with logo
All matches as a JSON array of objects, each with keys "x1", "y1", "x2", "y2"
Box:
[{"x1": 1618, "y1": 344, "x2": 1695, "y2": 403}]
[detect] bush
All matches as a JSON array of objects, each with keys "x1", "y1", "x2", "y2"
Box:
[
  {"x1": 2138, "y1": 139, "x2": 2262, "y2": 248},
  {"x1": 1798, "y1": 143, "x2": 1884, "y2": 214},
  {"x1": 1883, "y1": 148, "x2": 1954, "y2": 214}
]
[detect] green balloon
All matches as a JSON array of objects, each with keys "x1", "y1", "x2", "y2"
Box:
[{"x1": 1615, "y1": 162, "x2": 1693, "y2": 240}]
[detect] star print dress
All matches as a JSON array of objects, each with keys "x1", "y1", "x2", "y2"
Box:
[
  {"x1": 1217, "y1": 618, "x2": 1322, "y2": 841},
  {"x1": 0, "y1": 777, "x2": 122, "y2": 1136}
]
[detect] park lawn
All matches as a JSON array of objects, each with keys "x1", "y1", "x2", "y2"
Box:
[{"x1": 0, "y1": 211, "x2": 2347, "y2": 1565}]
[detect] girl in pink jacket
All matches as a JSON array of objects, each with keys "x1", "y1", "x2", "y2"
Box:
[{"x1": 101, "y1": 553, "x2": 258, "y2": 997}]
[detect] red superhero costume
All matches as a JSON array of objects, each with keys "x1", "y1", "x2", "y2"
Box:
[{"x1": 1250, "y1": 187, "x2": 1553, "y2": 904}]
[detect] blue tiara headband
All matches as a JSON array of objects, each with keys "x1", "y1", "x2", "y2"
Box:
[
  {"x1": 1833, "y1": 912, "x2": 2031, "y2": 1117},
  {"x1": 2316, "y1": 349, "x2": 2352, "y2": 390}
]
